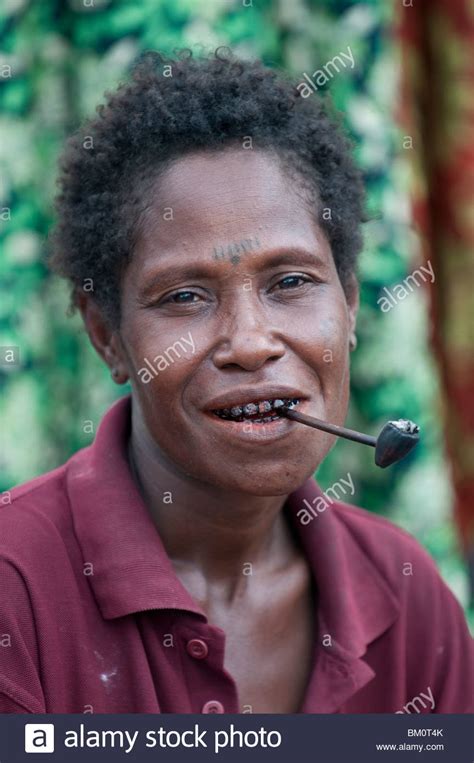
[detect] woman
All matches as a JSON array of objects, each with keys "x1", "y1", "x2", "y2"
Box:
[{"x1": 1, "y1": 50, "x2": 472, "y2": 714}]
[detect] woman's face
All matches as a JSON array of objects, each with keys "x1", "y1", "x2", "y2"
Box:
[{"x1": 116, "y1": 149, "x2": 358, "y2": 495}]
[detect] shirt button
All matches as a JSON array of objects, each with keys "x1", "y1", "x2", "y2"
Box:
[
  {"x1": 186, "y1": 638, "x2": 209, "y2": 659},
  {"x1": 202, "y1": 700, "x2": 224, "y2": 713}
]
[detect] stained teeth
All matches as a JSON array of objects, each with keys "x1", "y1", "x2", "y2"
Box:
[{"x1": 213, "y1": 397, "x2": 300, "y2": 421}]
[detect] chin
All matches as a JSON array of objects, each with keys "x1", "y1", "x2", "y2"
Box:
[{"x1": 208, "y1": 464, "x2": 318, "y2": 496}]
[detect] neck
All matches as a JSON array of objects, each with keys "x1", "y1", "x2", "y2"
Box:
[{"x1": 127, "y1": 430, "x2": 299, "y2": 587}]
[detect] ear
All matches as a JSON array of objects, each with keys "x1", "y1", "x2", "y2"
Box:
[
  {"x1": 76, "y1": 292, "x2": 129, "y2": 384},
  {"x1": 344, "y1": 273, "x2": 359, "y2": 349}
]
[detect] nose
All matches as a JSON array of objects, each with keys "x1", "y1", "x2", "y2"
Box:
[{"x1": 212, "y1": 294, "x2": 286, "y2": 371}]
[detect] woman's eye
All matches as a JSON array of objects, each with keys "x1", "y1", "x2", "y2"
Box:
[
  {"x1": 165, "y1": 290, "x2": 201, "y2": 304},
  {"x1": 274, "y1": 275, "x2": 311, "y2": 290}
]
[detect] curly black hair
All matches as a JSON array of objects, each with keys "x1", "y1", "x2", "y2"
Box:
[{"x1": 48, "y1": 48, "x2": 365, "y2": 329}]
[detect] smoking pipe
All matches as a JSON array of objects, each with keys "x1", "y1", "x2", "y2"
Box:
[{"x1": 279, "y1": 406, "x2": 420, "y2": 468}]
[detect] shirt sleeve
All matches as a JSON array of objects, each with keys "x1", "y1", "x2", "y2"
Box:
[
  {"x1": 0, "y1": 557, "x2": 46, "y2": 713},
  {"x1": 405, "y1": 543, "x2": 474, "y2": 713}
]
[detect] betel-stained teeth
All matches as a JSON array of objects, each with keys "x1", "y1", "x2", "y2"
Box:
[{"x1": 212, "y1": 397, "x2": 300, "y2": 422}]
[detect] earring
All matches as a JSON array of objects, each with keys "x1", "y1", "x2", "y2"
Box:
[
  {"x1": 111, "y1": 368, "x2": 120, "y2": 380},
  {"x1": 349, "y1": 335, "x2": 357, "y2": 351}
]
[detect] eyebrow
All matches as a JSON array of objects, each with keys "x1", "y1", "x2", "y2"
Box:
[{"x1": 138, "y1": 248, "x2": 328, "y2": 299}]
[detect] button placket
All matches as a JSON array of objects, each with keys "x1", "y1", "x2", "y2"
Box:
[{"x1": 179, "y1": 625, "x2": 238, "y2": 713}]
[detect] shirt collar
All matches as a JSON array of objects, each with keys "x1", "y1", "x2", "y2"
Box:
[
  {"x1": 286, "y1": 479, "x2": 400, "y2": 711},
  {"x1": 67, "y1": 394, "x2": 400, "y2": 708}
]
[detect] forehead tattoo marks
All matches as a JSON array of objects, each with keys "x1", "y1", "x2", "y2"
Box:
[{"x1": 212, "y1": 236, "x2": 261, "y2": 265}]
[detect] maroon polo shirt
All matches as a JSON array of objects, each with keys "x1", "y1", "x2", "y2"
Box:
[{"x1": 1, "y1": 395, "x2": 473, "y2": 714}]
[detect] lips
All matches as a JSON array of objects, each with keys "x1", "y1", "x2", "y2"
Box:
[{"x1": 211, "y1": 397, "x2": 300, "y2": 423}]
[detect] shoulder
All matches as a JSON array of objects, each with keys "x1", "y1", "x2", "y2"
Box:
[
  {"x1": 332, "y1": 499, "x2": 443, "y2": 589},
  {"x1": 0, "y1": 451, "x2": 86, "y2": 574},
  {"x1": 0, "y1": 455, "x2": 88, "y2": 713},
  {"x1": 330, "y1": 498, "x2": 472, "y2": 636},
  {"x1": 332, "y1": 501, "x2": 474, "y2": 711},
  {"x1": 1, "y1": 465, "x2": 67, "y2": 553}
]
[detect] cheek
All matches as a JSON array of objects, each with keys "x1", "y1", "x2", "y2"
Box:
[
  {"x1": 293, "y1": 302, "x2": 349, "y2": 368},
  {"x1": 135, "y1": 354, "x2": 198, "y2": 408},
  {"x1": 291, "y1": 303, "x2": 351, "y2": 418},
  {"x1": 127, "y1": 355, "x2": 201, "y2": 468},
  {"x1": 122, "y1": 320, "x2": 198, "y2": 410}
]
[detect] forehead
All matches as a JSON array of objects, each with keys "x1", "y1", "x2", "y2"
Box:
[{"x1": 133, "y1": 149, "x2": 324, "y2": 255}]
